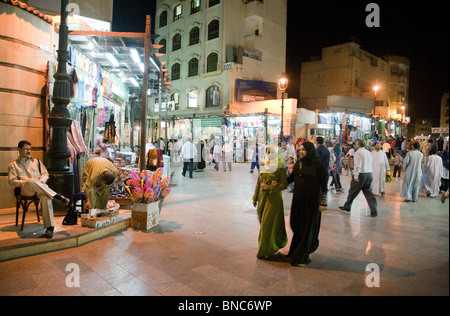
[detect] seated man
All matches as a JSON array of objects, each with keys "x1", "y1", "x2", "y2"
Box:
[
  {"x1": 8, "y1": 140, "x2": 70, "y2": 238},
  {"x1": 82, "y1": 157, "x2": 118, "y2": 210}
]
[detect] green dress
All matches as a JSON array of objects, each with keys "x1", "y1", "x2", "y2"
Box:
[{"x1": 253, "y1": 167, "x2": 288, "y2": 258}]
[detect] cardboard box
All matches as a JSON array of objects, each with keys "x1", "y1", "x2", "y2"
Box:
[
  {"x1": 131, "y1": 202, "x2": 160, "y2": 230},
  {"x1": 81, "y1": 216, "x2": 118, "y2": 228}
]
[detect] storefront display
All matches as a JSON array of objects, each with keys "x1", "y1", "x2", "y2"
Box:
[{"x1": 313, "y1": 111, "x2": 372, "y2": 143}]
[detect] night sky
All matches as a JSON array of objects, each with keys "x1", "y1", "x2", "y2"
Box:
[{"x1": 112, "y1": 0, "x2": 449, "y2": 123}]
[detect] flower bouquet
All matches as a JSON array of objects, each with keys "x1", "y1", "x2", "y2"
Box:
[
  {"x1": 124, "y1": 167, "x2": 171, "y2": 204},
  {"x1": 127, "y1": 168, "x2": 171, "y2": 230}
]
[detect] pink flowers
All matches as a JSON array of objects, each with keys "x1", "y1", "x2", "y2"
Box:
[{"x1": 125, "y1": 168, "x2": 171, "y2": 204}]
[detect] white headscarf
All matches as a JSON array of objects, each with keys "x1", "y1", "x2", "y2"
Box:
[{"x1": 260, "y1": 145, "x2": 285, "y2": 173}]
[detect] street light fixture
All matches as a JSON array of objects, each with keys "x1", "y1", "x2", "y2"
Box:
[
  {"x1": 279, "y1": 74, "x2": 288, "y2": 143},
  {"x1": 373, "y1": 85, "x2": 379, "y2": 115}
]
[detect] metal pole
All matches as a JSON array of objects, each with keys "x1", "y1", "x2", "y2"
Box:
[
  {"x1": 158, "y1": 71, "x2": 162, "y2": 150},
  {"x1": 139, "y1": 15, "x2": 151, "y2": 171},
  {"x1": 280, "y1": 92, "x2": 285, "y2": 143},
  {"x1": 46, "y1": 0, "x2": 73, "y2": 211}
]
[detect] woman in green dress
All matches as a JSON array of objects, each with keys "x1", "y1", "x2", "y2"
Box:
[{"x1": 253, "y1": 145, "x2": 288, "y2": 259}]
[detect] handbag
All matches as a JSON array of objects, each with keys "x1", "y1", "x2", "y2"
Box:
[
  {"x1": 385, "y1": 170, "x2": 394, "y2": 183},
  {"x1": 62, "y1": 207, "x2": 78, "y2": 225}
]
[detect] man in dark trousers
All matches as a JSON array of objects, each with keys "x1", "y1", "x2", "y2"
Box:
[
  {"x1": 315, "y1": 136, "x2": 330, "y2": 206},
  {"x1": 339, "y1": 139, "x2": 378, "y2": 217}
]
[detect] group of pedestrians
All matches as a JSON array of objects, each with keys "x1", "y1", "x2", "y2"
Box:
[{"x1": 252, "y1": 135, "x2": 449, "y2": 267}]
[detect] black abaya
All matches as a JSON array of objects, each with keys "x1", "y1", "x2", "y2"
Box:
[{"x1": 287, "y1": 160, "x2": 328, "y2": 265}]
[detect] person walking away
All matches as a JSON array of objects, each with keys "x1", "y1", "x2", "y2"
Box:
[
  {"x1": 371, "y1": 142, "x2": 390, "y2": 195},
  {"x1": 197, "y1": 140, "x2": 206, "y2": 171},
  {"x1": 250, "y1": 143, "x2": 260, "y2": 173},
  {"x1": 180, "y1": 138, "x2": 198, "y2": 178},
  {"x1": 316, "y1": 136, "x2": 330, "y2": 206},
  {"x1": 252, "y1": 145, "x2": 288, "y2": 259},
  {"x1": 441, "y1": 149, "x2": 449, "y2": 193},
  {"x1": 393, "y1": 152, "x2": 403, "y2": 178},
  {"x1": 400, "y1": 142, "x2": 424, "y2": 202},
  {"x1": 222, "y1": 140, "x2": 233, "y2": 171},
  {"x1": 420, "y1": 148, "x2": 443, "y2": 198},
  {"x1": 329, "y1": 149, "x2": 343, "y2": 192},
  {"x1": 213, "y1": 140, "x2": 222, "y2": 171},
  {"x1": 82, "y1": 157, "x2": 118, "y2": 210},
  {"x1": 286, "y1": 142, "x2": 328, "y2": 266},
  {"x1": 382, "y1": 141, "x2": 391, "y2": 159},
  {"x1": 339, "y1": 139, "x2": 378, "y2": 217},
  {"x1": 8, "y1": 140, "x2": 70, "y2": 238}
]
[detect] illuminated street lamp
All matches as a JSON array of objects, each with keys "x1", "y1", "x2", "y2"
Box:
[
  {"x1": 373, "y1": 85, "x2": 379, "y2": 115},
  {"x1": 279, "y1": 74, "x2": 288, "y2": 142}
]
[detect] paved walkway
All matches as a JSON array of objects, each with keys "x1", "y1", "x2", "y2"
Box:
[{"x1": 0, "y1": 162, "x2": 448, "y2": 296}]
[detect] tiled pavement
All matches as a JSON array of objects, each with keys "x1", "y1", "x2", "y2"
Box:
[{"x1": 0, "y1": 162, "x2": 448, "y2": 296}]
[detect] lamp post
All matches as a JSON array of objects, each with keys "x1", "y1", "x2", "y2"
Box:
[
  {"x1": 46, "y1": 0, "x2": 73, "y2": 212},
  {"x1": 279, "y1": 74, "x2": 288, "y2": 143}
]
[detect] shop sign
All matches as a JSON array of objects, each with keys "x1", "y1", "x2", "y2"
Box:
[
  {"x1": 432, "y1": 127, "x2": 449, "y2": 133},
  {"x1": 236, "y1": 79, "x2": 277, "y2": 102},
  {"x1": 193, "y1": 118, "x2": 224, "y2": 128}
]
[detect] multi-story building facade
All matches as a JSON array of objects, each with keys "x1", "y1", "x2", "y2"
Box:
[
  {"x1": 154, "y1": 0, "x2": 288, "y2": 120},
  {"x1": 299, "y1": 42, "x2": 410, "y2": 122},
  {"x1": 441, "y1": 93, "x2": 449, "y2": 129}
]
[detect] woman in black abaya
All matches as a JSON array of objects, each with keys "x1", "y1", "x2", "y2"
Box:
[{"x1": 287, "y1": 142, "x2": 328, "y2": 266}]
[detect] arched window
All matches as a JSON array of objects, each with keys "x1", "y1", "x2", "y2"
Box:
[
  {"x1": 206, "y1": 85, "x2": 220, "y2": 108},
  {"x1": 208, "y1": 19, "x2": 220, "y2": 40},
  {"x1": 187, "y1": 90, "x2": 198, "y2": 108},
  {"x1": 171, "y1": 92, "x2": 180, "y2": 110},
  {"x1": 172, "y1": 33, "x2": 181, "y2": 51},
  {"x1": 159, "y1": 11, "x2": 167, "y2": 27},
  {"x1": 209, "y1": 0, "x2": 220, "y2": 7},
  {"x1": 207, "y1": 52, "x2": 218, "y2": 72},
  {"x1": 159, "y1": 39, "x2": 166, "y2": 54},
  {"x1": 189, "y1": 27, "x2": 200, "y2": 46},
  {"x1": 191, "y1": 0, "x2": 201, "y2": 14},
  {"x1": 173, "y1": 4, "x2": 183, "y2": 21},
  {"x1": 171, "y1": 63, "x2": 181, "y2": 80},
  {"x1": 188, "y1": 58, "x2": 199, "y2": 77}
]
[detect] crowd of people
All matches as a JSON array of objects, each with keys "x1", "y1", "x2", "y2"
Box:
[{"x1": 250, "y1": 134, "x2": 449, "y2": 266}]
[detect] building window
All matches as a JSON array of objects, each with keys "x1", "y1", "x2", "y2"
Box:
[
  {"x1": 206, "y1": 85, "x2": 220, "y2": 108},
  {"x1": 207, "y1": 52, "x2": 218, "y2": 72},
  {"x1": 208, "y1": 19, "x2": 220, "y2": 40},
  {"x1": 191, "y1": 0, "x2": 201, "y2": 14},
  {"x1": 173, "y1": 4, "x2": 183, "y2": 22},
  {"x1": 188, "y1": 90, "x2": 198, "y2": 108},
  {"x1": 189, "y1": 27, "x2": 200, "y2": 46},
  {"x1": 209, "y1": 0, "x2": 220, "y2": 7},
  {"x1": 171, "y1": 63, "x2": 181, "y2": 80},
  {"x1": 172, "y1": 33, "x2": 181, "y2": 51},
  {"x1": 171, "y1": 93, "x2": 180, "y2": 110},
  {"x1": 159, "y1": 39, "x2": 166, "y2": 54},
  {"x1": 159, "y1": 11, "x2": 168, "y2": 27},
  {"x1": 188, "y1": 58, "x2": 199, "y2": 77}
]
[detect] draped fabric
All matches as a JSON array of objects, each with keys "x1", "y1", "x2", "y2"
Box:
[{"x1": 253, "y1": 167, "x2": 288, "y2": 258}]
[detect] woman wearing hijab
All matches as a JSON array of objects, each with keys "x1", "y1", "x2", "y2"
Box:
[
  {"x1": 287, "y1": 142, "x2": 328, "y2": 266},
  {"x1": 253, "y1": 145, "x2": 288, "y2": 259}
]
